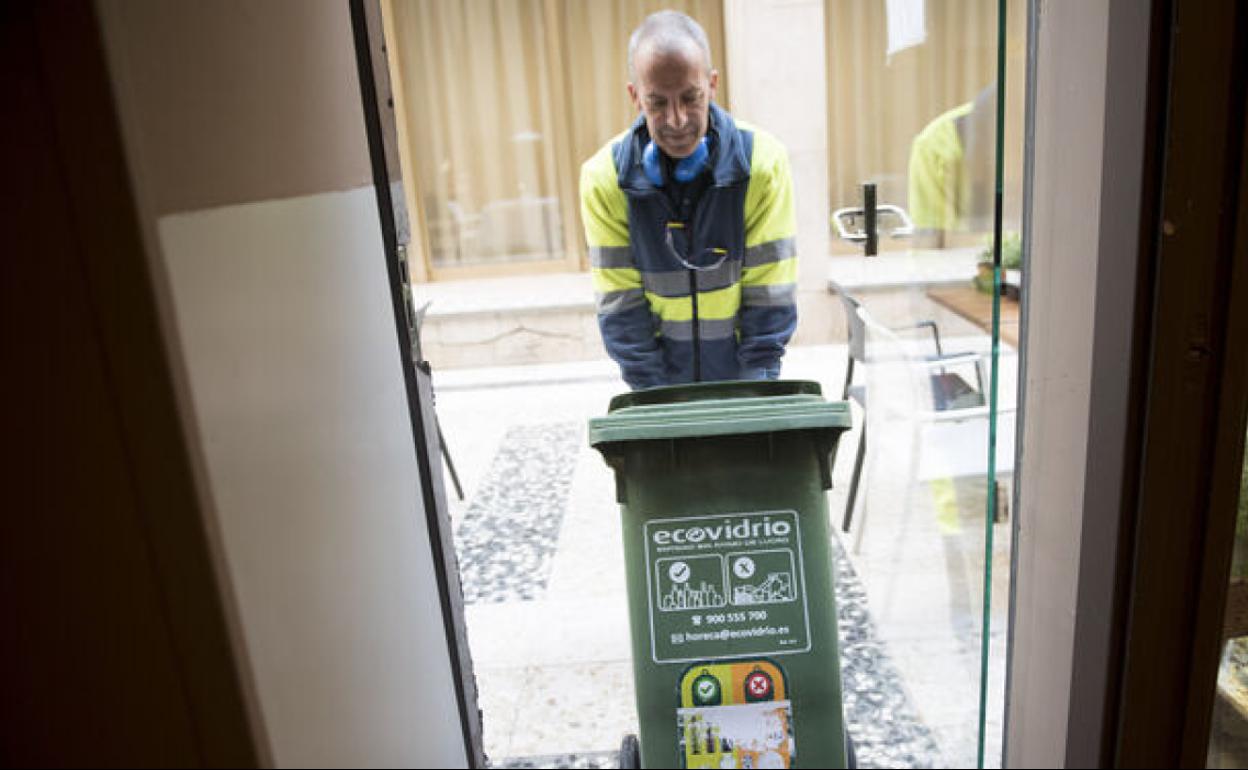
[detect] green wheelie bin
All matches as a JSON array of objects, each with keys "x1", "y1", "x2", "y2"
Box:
[{"x1": 588, "y1": 379, "x2": 854, "y2": 769}]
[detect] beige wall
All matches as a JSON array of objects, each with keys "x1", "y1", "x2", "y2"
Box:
[
  {"x1": 97, "y1": 1, "x2": 469, "y2": 765},
  {"x1": 102, "y1": 0, "x2": 372, "y2": 216},
  {"x1": 724, "y1": 0, "x2": 830, "y2": 298},
  {"x1": 1006, "y1": 0, "x2": 1111, "y2": 765}
]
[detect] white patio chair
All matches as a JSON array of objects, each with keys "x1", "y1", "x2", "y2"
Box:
[{"x1": 830, "y1": 282, "x2": 1015, "y2": 552}]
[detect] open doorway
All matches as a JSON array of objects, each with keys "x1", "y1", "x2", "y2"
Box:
[{"x1": 360, "y1": 1, "x2": 1026, "y2": 766}]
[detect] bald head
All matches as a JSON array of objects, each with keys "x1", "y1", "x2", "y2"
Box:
[
  {"x1": 628, "y1": 11, "x2": 713, "y2": 81},
  {"x1": 626, "y1": 11, "x2": 718, "y2": 160}
]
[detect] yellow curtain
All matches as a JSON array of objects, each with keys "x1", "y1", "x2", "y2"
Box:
[
  {"x1": 388, "y1": 1, "x2": 561, "y2": 271},
  {"x1": 385, "y1": 0, "x2": 727, "y2": 279},
  {"x1": 824, "y1": 0, "x2": 1026, "y2": 243}
]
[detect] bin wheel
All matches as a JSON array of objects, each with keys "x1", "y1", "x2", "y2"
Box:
[
  {"x1": 845, "y1": 725, "x2": 858, "y2": 769},
  {"x1": 619, "y1": 733, "x2": 640, "y2": 769}
]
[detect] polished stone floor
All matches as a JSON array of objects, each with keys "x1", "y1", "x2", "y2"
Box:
[
  {"x1": 454, "y1": 416, "x2": 941, "y2": 767},
  {"x1": 436, "y1": 342, "x2": 1014, "y2": 769}
]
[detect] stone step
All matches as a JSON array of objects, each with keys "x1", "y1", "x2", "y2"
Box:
[
  {"x1": 414, "y1": 272, "x2": 601, "y2": 370},
  {"x1": 412, "y1": 267, "x2": 990, "y2": 371}
]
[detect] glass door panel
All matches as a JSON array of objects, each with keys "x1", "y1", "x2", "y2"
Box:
[
  {"x1": 825, "y1": 1, "x2": 1025, "y2": 766},
  {"x1": 384, "y1": 0, "x2": 729, "y2": 280}
]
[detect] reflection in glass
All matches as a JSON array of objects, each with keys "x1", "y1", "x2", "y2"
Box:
[
  {"x1": 390, "y1": 0, "x2": 565, "y2": 270},
  {"x1": 386, "y1": 0, "x2": 728, "y2": 276},
  {"x1": 824, "y1": 0, "x2": 1024, "y2": 766}
]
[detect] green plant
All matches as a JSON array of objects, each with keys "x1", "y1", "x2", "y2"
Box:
[{"x1": 979, "y1": 231, "x2": 1023, "y2": 270}]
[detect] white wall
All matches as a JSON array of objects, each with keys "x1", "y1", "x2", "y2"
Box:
[
  {"x1": 154, "y1": 191, "x2": 466, "y2": 767},
  {"x1": 97, "y1": 1, "x2": 468, "y2": 766}
]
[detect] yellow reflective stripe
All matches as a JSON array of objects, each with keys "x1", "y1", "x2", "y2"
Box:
[
  {"x1": 744, "y1": 130, "x2": 797, "y2": 248},
  {"x1": 742, "y1": 257, "x2": 798, "y2": 287},
  {"x1": 592, "y1": 267, "x2": 642, "y2": 293},
  {"x1": 579, "y1": 142, "x2": 630, "y2": 247},
  {"x1": 645, "y1": 284, "x2": 742, "y2": 322},
  {"x1": 644, "y1": 293, "x2": 690, "y2": 321},
  {"x1": 698, "y1": 285, "x2": 743, "y2": 318}
]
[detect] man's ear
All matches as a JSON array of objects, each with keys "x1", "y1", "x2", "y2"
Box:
[
  {"x1": 709, "y1": 69, "x2": 719, "y2": 101},
  {"x1": 627, "y1": 82, "x2": 642, "y2": 112}
]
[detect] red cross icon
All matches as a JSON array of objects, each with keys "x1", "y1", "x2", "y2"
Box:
[{"x1": 745, "y1": 671, "x2": 773, "y2": 701}]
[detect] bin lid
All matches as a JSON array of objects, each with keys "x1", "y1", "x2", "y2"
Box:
[{"x1": 588, "y1": 380, "x2": 852, "y2": 447}]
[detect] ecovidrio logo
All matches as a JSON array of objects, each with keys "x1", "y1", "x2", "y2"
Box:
[{"x1": 651, "y1": 515, "x2": 792, "y2": 546}]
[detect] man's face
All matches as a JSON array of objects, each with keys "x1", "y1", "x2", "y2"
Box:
[{"x1": 628, "y1": 44, "x2": 718, "y2": 159}]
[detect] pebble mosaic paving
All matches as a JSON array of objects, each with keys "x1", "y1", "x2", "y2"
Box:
[
  {"x1": 457, "y1": 420, "x2": 945, "y2": 768},
  {"x1": 455, "y1": 421, "x2": 583, "y2": 605}
]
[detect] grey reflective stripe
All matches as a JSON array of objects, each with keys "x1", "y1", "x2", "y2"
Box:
[
  {"x1": 743, "y1": 237, "x2": 796, "y2": 267},
  {"x1": 660, "y1": 317, "x2": 737, "y2": 341},
  {"x1": 742, "y1": 283, "x2": 797, "y2": 307},
  {"x1": 589, "y1": 245, "x2": 633, "y2": 268},
  {"x1": 642, "y1": 260, "x2": 741, "y2": 296},
  {"x1": 596, "y1": 288, "x2": 647, "y2": 315}
]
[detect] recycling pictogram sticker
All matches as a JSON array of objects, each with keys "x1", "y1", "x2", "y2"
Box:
[
  {"x1": 691, "y1": 670, "x2": 723, "y2": 706},
  {"x1": 744, "y1": 668, "x2": 775, "y2": 702}
]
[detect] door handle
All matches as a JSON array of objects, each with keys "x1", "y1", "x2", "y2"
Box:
[{"x1": 831, "y1": 184, "x2": 915, "y2": 255}]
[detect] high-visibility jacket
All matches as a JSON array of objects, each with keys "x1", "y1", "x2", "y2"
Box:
[
  {"x1": 580, "y1": 102, "x2": 798, "y2": 390},
  {"x1": 908, "y1": 100, "x2": 974, "y2": 232},
  {"x1": 908, "y1": 86, "x2": 996, "y2": 235}
]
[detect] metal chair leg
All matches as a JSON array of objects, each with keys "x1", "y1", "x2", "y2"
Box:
[
  {"x1": 842, "y1": 423, "x2": 867, "y2": 533},
  {"x1": 436, "y1": 419, "x2": 464, "y2": 501}
]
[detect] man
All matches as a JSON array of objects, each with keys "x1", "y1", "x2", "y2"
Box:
[
  {"x1": 907, "y1": 84, "x2": 997, "y2": 247},
  {"x1": 580, "y1": 10, "x2": 798, "y2": 390}
]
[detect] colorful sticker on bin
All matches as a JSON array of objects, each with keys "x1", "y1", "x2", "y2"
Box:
[
  {"x1": 677, "y1": 659, "x2": 795, "y2": 769},
  {"x1": 644, "y1": 510, "x2": 810, "y2": 663}
]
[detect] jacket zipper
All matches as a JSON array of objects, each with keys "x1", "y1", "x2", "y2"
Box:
[{"x1": 627, "y1": 181, "x2": 740, "y2": 383}]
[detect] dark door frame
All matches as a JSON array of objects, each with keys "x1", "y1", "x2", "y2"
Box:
[
  {"x1": 1103, "y1": 0, "x2": 1248, "y2": 765},
  {"x1": 2, "y1": 0, "x2": 266, "y2": 763},
  {"x1": 348, "y1": 2, "x2": 486, "y2": 766}
]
